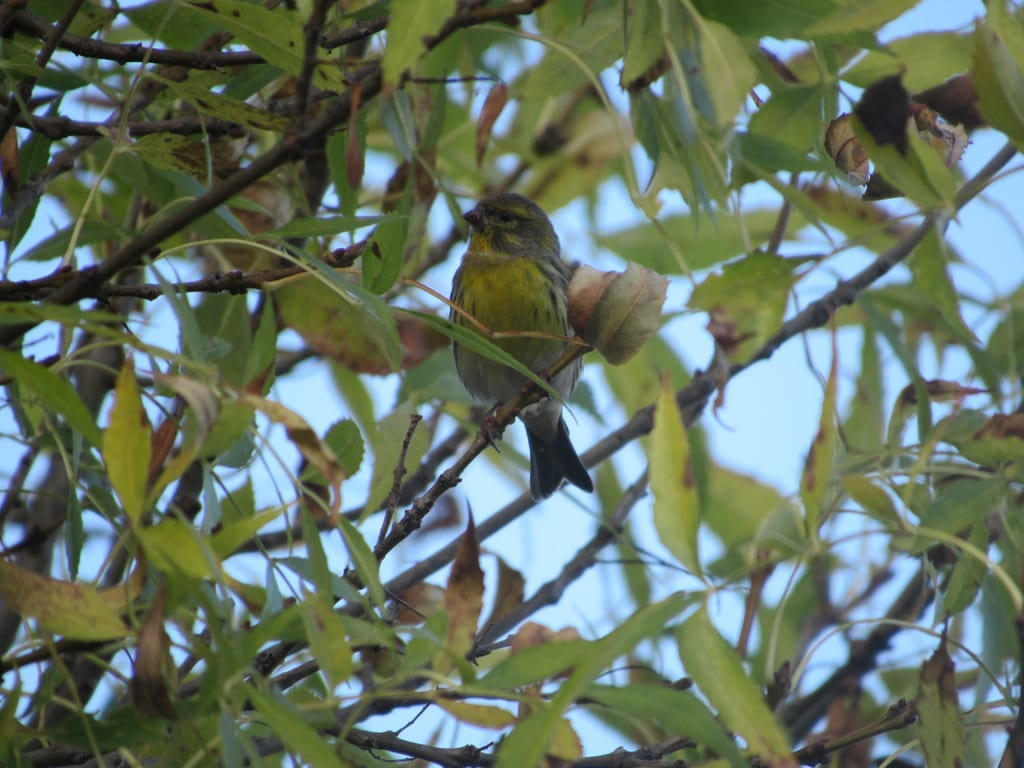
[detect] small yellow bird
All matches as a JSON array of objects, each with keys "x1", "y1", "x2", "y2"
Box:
[{"x1": 450, "y1": 193, "x2": 593, "y2": 499}]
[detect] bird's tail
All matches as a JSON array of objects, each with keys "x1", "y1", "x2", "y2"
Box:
[{"x1": 526, "y1": 416, "x2": 593, "y2": 500}]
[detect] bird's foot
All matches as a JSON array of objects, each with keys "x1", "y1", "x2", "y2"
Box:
[{"x1": 479, "y1": 403, "x2": 512, "y2": 451}]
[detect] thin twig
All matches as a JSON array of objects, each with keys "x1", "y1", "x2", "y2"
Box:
[{"x1": 376, "y1": 414, "x2": 423, "y2": 551}]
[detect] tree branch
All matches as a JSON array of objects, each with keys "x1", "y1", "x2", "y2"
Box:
[{"x1": 8, "y1": 9, "x2": 264, "y2": 69}]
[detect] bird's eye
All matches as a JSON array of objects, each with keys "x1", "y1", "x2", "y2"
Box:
[{"x1": 496, "y1": 211, "x2": 515, "y2": 224}]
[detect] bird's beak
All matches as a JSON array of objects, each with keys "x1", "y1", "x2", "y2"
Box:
[{"x1": 463, "y1": 208, "x2": 482, "y2": 229}]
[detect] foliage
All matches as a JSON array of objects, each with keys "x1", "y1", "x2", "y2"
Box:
[{"x1": 1, "y1": 0, "x2": 1024, "y2": 766}]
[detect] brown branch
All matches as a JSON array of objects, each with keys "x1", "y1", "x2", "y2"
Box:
[
  {"x1": 8, "y1": 9, "x2": 264, "y2": 69},
  {"x1": 294, "y1": 0, "x2": 333, "y2": 120},
  {"x1": 0, "y1": 0, "x2": 86, "y2": 141},
  {"x1": 340, "y1": 728, "x2": 691, "y2": 768},
  {"x1": 318, "y1": 14, "x2": 389, "y2": 50},
  {"x1": 14, "y1": 113, "x2": 249, "y2": 140},
  {"x1": 794, "y1": 699, "x2": 917, "y2": 766},
  {"x1": 376, "y1": 413, "x2": 424, "y2": 550}
]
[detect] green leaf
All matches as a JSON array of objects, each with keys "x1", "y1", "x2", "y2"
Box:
[
  {"x1": 800, "y1": 348, "x2": 838, "y2": 535},
  {"x1": 299, "y1": 506, "x2": 333, "y2": 597},
  {"x1": 943, "y1": 523, "x2": 989, "y2": 616},
  {"x1": 0, "y1": 349, "x2": 102, "y2": 446},
  {"x1": 211, "y1": 506, "x2": 285, "y2": 559},
  {"x1": 137, "y1": 519, "x2": 220, "y2": 580},
  {"x1": 596, "y1": 209, "x2": 804, "y2": 275},
  {"x1": 675, "y1": 13, "x2": 757, "y2": 129},
  {"x1": 842, "y1": 475, "x2": 899, "y2": 524},
  {"x1": 153, "y1": 73, "x2": 288, "y2": 132},
  {"x1": 398, "y1": 309, "x2": 560, "y2": 400},
  {"x1": 275, "y1": 273, "x2": 401, "y2": 375},
  {"x1": 247, "y1": 687, "x2": 345, "y2": 767},
  {"x1": 362, "y1": 400, "x2": 430, "y2": 517},
  {"x1": 245, "y1": 299, "x2": 278, "y2": 389},
  {"x1": 842, "y1": 328, "x2": 884, "y2": 454},
  {"x1": 267, "y1": 215, "x2": 380, "y2": 239},
  {"x1": 747, "y1": 84, "x2": 823, "y2": 151},
  {"x1": 583, "y1": 684, "x2": 745, "y2": 767},
  {"x1": 650, "y1": 378, "x2": 700, "y2": 575},
  {"x1": 733, "y1": 132, "x2": 830, "y2": 174},
  {"x1": 854, "y1": 117, "x2": 955, "y2": 209},
  {"x1": 300, "y1": 591, "x2": 353, "y2": 688},
  {"x1": 324, "y1": 419, "x2": 364, "y2": 477},
  {"x1": 382, "y1": 0, "x2": 456, "y2": 86},
  {"x1": 622, "y1": 0, "x2": 663, "y2": 87},
  {"x1": 689, "y1": 252, "x2": 814, "y2": 363},
  {"x1": 973, "y1": 21, "x2": 1024, "y2": 150},
  {"x1": 691, "y1": 0, "x2": 840, "y2": 39},
  {"x1": 337, "y1": 516, "x2": 385, "y2": 608},
  {"x1": 435, "y1": 700, "x2": 516, "y2": 730},
  {"x1": 363, "y1": 212, "x2": 408, "y2": 294},
  {"x1": 907, "y1": 225, "x2": 974, "y2": 340},
  {"x1": 0, "y1": 560, "x2": 129, "y2": 640},
  {"x1": 843, "y1": 32, "x2": 972, "y2": 93},
  {"x1": 804, "y1": 0, "x2": 919, "y2": 37},
  {"x1": 103, "y1": 360, "x2": 151, "y2": 526},
  {"x1": 704, "y1": 466, "x2": 793, "y2": 561},
  {"x1": 917, "y1": 477, "x2": 1008, "y2": 539},
  {"x1": 916, "y1": 638, "x2": 967, "y2": 768},
  {"x1": 479, "y1": 640, "x2": 594, "y2": 690},
  {"x1": 496, "y1": 594, "x2": 691, "y2": 768},
  {"x1": 183, "y1": 0, "x2": 346, "y2": 91},
  {"x1": 522, "y1": 4, "x2": 622, "y2": 96},
  {"x1": 676, "y1": 604, "x2": 792, "y2": 763}
]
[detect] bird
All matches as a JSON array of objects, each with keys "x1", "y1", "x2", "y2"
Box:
[{"x1": 449, "y1": 192, "x2": 593, "y2": 500}]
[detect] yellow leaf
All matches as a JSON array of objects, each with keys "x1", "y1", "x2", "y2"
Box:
[
  {"x1": 650, "y1": 377, "x2": 700, "y2": 575},
  {"x1": 801, "y1": 342, "x2": 839, "y2": 535},
  {"x1": 0, "y1": 560, "x2": 129, "y2": 641},
  {"x1": 443, "y1": 516, "x2": 484, "y2": 665},
  {"x1": 103, "y1": 359, "x2": 151, "y2": 526}
]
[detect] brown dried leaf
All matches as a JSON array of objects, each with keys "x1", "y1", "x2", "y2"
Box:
[
  {"x1": 397, "y1": 315, "x2": 449, "y2": 370},
  {"x1": 1, "y1": 127, "x2": 18, "y2": 193},
  {"x1": 131, "y1": 583, "x2": 177, "y2": 720},
  {"x1": 482, "y1": 554, "x2": 525, "y2": 629},
  {"x1": 896, "y1": 380, "x2": 987, "y2": 408},
  {"x1": 825, "y1": 113, "x2": 870, "y2": 185},
  {"x1": 566, "y1": 263, "x2": 667, "y2": 365},
  {"x1": 476, "y1": 82, "x2": 509, "y2": 167},
  {"x1": 914, "y1": 73, "x2": 984, "y2": 131},
  {"x1": 444, "y1": 515, "x2": 484, "y2": 661},
  {"x1": 509, "y1": 622, "x2": 582, "y2": 655},
  {"x1": 274, "y1": 275, "x2": 399, "y2": 375},
  {"x1": 911, "y1": 103, "x2": 969, "y2": 166},
  {"x1": 394, "y1": 582, "x2": 446, "y2": 624},
  {"x1": 975, "y1": 412, "x2": 1024, "y2": 441}
]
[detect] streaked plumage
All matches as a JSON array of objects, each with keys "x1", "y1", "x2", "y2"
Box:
[{"x1": 450, "y1": 193, "x2": 593, "y2": 499}]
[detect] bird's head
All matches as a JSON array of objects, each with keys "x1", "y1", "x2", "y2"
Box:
[{"x1": 463, "y1": 193, "x2": 559, "y2": 259}]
